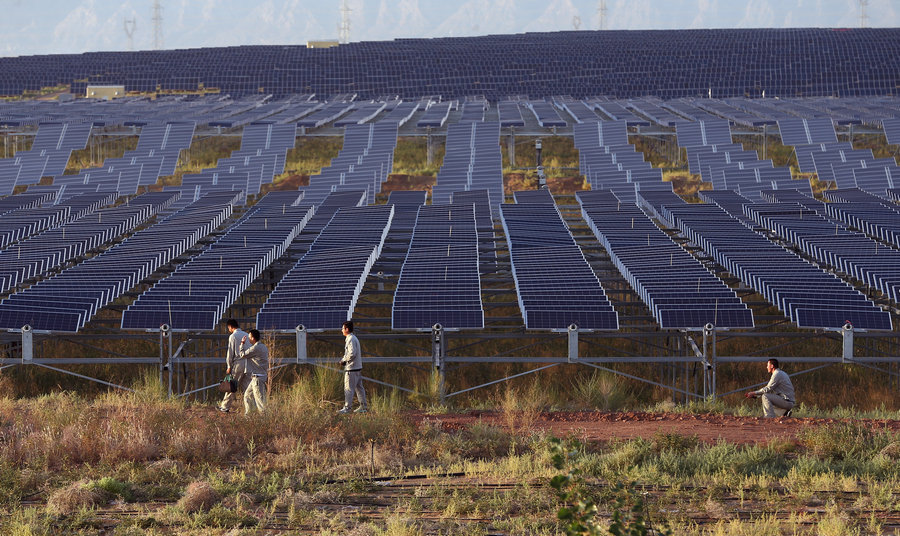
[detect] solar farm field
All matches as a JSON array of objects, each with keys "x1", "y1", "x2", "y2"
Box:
[{"x1": 1, "y1": 27, "x2": 900, "y2": 535}]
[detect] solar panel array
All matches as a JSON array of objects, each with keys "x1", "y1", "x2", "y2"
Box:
[
  {"x1": 1, "y1": 122, "x2": 91, "y2": 196},
  {"x1": 525, "y1": 101, "x2": 567, "y2": 128},
  {"x1": 256, "y1": 204, "x2": 393, "y2": 331},
  {"x1": 501, "y1": 200, "x2": 618, "y2": 330},
  {"x1": 392, "y1": 203, "x2": 484, "y2": 330},
  {"x1": 416, "y1": 101, "x2": 453, "y2": 128},
  {"x1": 883, "y1": 118, "x2": 900, "y2": 145},
  {"x1": 179, "y1": 122, "x2": 295, "y2": 199},
  {"x1": 574, "y1": 121, "x2": 671, "y2": 204},
  {"x1": 0, "y1": 192, "x2": 156, "y2": 295},
  {"x1": 301, "y1": 122, "x2": 398, "y2": 205},
  {"x1": 0, "y1": 191, "x2": 202, "y2": 332},
  {"x1": 675, "y1": 120, "x2": 733, "y2": 148},
  {"x1": 498, "y1": 101, "x2": 525, "y2": 127},
  {"x1": 693, "y1": 190, "x2": 891, "y2": 330},
  {"x1": 450, "y1": 189, "x2": 497, "y2": 268},
  {"x1": 777, "y1": 118, "x2": 838, "y2": 145},
  {"x1": 432, "y1": 122, "x2": 503, "y2": 214},
  {"x1": 778, "y1": 118, "x2": 900, "y2": 195},
  {"x1": 1, "y1": 29, "x2": 899, "y2": 99},
  {"x1": 378, "y1": 190, "x2": 427, "y2": 271},
  {"x1": 746, "y1": 192, "x2": 900, "y2": 313},
  {"x1": 122, "y1": 195, "x2": 314, "y2": 331},
  {"x1": 333, "y1": 100, "x2": 390, "y2": 127},
  {"x1": 578, "y1": 189, "x2": 752, "y2": 329}
]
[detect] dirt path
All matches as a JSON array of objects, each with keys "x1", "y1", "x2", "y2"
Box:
[{"x1": 406, "y1": 410, "x2": 900, "y2": 444}]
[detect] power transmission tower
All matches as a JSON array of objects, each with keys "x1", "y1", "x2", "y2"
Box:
[
  {"x1": 859, "y1": 0, "x2": 870, "y2": 28},
  {"x1": 597, "y1": 0, "x2": 608, "y2": 30},
  {"x1": 153, "y1": 1, "x2": 164, "y2": 50},
  {"x1": 124, "y1": 17, "x2": 136, "y2": 51},
  {"x1": 339, "y1": 0, "x2": 351, "y2": 44}
]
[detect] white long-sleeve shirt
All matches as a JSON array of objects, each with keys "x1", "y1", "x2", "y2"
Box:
[
  {"x1": 755, "y1": 369, "x2": 795, "y2": 403},
  {"x1": 342, "y1": 333, "x2": 362, "y2": 371},
  {"x1": 225, "y1": 329, "x2": 248, "y2": 372}
]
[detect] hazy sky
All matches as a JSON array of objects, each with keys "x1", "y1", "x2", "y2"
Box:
[{"x1": 1, "y1": 0, "x2": 897, "y2": 57}]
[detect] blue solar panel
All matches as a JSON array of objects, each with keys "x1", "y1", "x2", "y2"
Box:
[
  {"x1": 257, "y1": 204, "x2": 393, "y2": 331},
  {"x1": 578, "y1": 189, "x2": 752, "y2": 329},
  {"x1": 392, "y1": 203, "x2": 483, "y2": 330},
  {"x1": 502, "y1": 201, "x2": 618, "y2": 330}
]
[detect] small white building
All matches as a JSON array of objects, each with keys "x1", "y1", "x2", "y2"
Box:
[{"x1": 86, "y1": 85, "x2": 125, "y2": 100}]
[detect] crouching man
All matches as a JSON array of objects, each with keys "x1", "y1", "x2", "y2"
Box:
[{"x1": 745, "y1": 358, "x2": 795, "y2": 418}]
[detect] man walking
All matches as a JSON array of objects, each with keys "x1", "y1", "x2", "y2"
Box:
[
  {"x1": 218, "y1": 319, "x2": 248, "y2": 413},
  {"x1": 745, "y1": 358, "x2": 795, "y2": 418},
  {"x1": 239, "y1": 329, "x2": 269, "y2": 414},
  {"x1": 338, "y1": 320, "x2": 367, "y2": 414}
]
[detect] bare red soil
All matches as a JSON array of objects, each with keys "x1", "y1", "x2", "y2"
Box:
[{"x1": 405, "y1": 410, "x2": 900, "y2": 445}]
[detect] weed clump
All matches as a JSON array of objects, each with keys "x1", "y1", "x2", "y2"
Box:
[
  {"x1": 177, "y1": 481, "x2": 221, "y2": 513},
  {"x1": 46, "y1": 480, "x2": 106, "y2": 515}
]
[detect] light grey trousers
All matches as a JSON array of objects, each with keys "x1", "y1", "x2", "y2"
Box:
[
  {"x1": 761, "y1": 393, "x2": 793, "y2": 418},
  {"x1": 343, "y1": 370, "x2": 367, "y2": 410},
  {"x1": 221, "y1": 374, "x2": 251, "y2": 411}
]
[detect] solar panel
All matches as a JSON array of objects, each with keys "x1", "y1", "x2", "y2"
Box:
[
  {"x1": 257, "y1": 204, "x2": 393, "y2": 331},
  {"x1": 675, "y1": 120, "x2": 733, "y2": 147},
  {"x1": 123, "y1": 197, "x2": 314, "y2": 331},
  {"x1": 501, "y1": 201, "x2": 618, "y2": 330},
  {"x1": 578, "y1": 189, "x2": 752, "y2": 329},
  {"x1": 778, "y1": 118, "x2": 837, "y2": 146},
  {"x1": 392, "y1": 204, "x2": 483, "y2": 330}
]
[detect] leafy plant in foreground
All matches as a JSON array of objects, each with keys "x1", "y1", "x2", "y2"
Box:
[{"x1": 549, "y1": 437, "x2": 670, "y2": 536}]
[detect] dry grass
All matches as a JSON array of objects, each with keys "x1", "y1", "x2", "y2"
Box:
[
  {"x1": 177, "y1": 481, "x2": 221, "y2": 513},
  {"x1": 46, "y1": 479, "x2": 106, "y2": 515}
]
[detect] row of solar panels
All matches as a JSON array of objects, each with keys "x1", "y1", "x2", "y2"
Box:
[
  {"x1": 1, "y1": 29, "x2": 899, "y2": 100},
  {"x1": 1, "y1": 182, "x2": 898, "y2": 332},
  {"x1": 5, "y1": 94, "x2": 900, "y2": 141}
]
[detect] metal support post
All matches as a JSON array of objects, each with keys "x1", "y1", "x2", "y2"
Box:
[
  {"x1": 508, "y1": 128, "x2": 516, "y2": 167},
  {"x1": 567, "y1": 324, "x2": 579, "y2": 363},
  {"x1": 296, "y1": 325, "x2": 307, "y2": 364},
  {"x1": 21, "y1": 325, "x2": 33, "y2": 363},
  {"x1": 702, "y1": 323, "x2": 718, "y2": 398},
  {"x1": 377, "y1": 271, "x2": 384, "y2": 291},
  {"x1": 161, "y1": 324, "x2": 173, "y2": 397},
  {"x1": 841, "y1": 321, "x2": 854, "y2": 363},
  {"x1": 426, "y1": 128, "x2": 434, "y2": 165},
  {"x1": 431, "y1": 324, "x2": 445, "y2": 403}
]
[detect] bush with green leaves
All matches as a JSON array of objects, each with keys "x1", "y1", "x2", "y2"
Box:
[{"x1": 549, "y1": 437, "x2": 670, "y2": 536}]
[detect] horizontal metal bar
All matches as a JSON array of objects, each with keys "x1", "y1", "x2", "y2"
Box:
[{"x1": 0, "y1": 358, "x2": 162, "y2": 365}]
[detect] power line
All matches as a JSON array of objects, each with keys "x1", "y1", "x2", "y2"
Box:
[
  {"x1": 597, "y1": 0, "x2": 608, "y2": 30},
  {"x1": 339, "y1": 0, "x2": 351, "y2": 44},
  {"x1": 153, "y1": 1, "x2": 164, "y2": 50},
  {"x1": 123, "y1": 17, "x2": 136, "y2": 51}
]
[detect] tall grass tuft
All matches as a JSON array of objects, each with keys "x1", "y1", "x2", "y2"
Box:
[
  {"x1": 408, "y1": 370, "x2": 445, "y2": 411},
  {"x1": 571, "y1": 370, "x2": 628, "y2": 410},
  {"x1": 499, "y1": 379, "x2": 550, "y2": 432}
]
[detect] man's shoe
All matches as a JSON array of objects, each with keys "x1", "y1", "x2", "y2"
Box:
[
  {"x1": 337, "y1": 407, "x2": 351, "y2": 414},
  {"x1": 354, "y1": 407, "x2": 367, "y2": 414},
  {"x1": 217, "y1": 406, "x2": 229, "y2": 413},
  {"x1": 784, "y1": 408, "x2": 792, "y2": 417}
]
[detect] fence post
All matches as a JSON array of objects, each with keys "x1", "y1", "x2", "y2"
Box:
[
  {"x1": 841, "y1": 321, "x2": 854, "y2": 363},
  {"x1": 567, "y1": 324, "x2": 579, "y2": 363},
  {"x1": 21, "y1": 325, "x2": 32, "y2": 363},
  {"x1": 161, "y1": 324, "x2": 172, "y2": 398},
  {"x1": 296, "y1": 325, "x2": 307, "y2": 364},
  {"x1": 432, "y1": 324, "x2": 445, "y2": 403}
]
